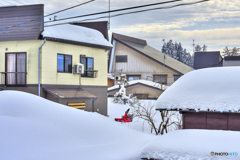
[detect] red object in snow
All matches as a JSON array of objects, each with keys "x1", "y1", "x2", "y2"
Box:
[{"x1": 115, "y1": 108, "x2": 133, "y2": 122}]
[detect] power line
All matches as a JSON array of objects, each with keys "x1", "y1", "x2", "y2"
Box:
[
  {"x1": 0, "y1": 0, "x2": 95, "y2": 32},
  {"x1": 45, "y1": 0, "x2": 94, "y2": 17},
  {"x1": 45, "y1": 0, "x2": 210, "y2": 27},
  {"x1": 45, "y1": 0, "x2": 182, "y2": 23},
  {"x1": 12, "y1": 0, "x2": 24, "y2": 5},
  {"x1": 2, "y1": 0, "x2": 13, "y2": 5}
]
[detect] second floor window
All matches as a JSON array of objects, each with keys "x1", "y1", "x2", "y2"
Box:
[
  {"x1": 153, "y1": 75, "x2": 167, "y2": 84},
  {"x1": 81, "y1": 56, "x2": 94, "y2": 77},
  {"x1": 127, "y1": 75, "x2": 141, "y2": 81},
  {"x1": 116, "y1": 55, "x2": 127, "y2": 62},
  {"x1": 174, "y1": 75, "x2": 181, "y2": 81},
  {"x1": 57, "y1": 54, "x2": 72, "y2": 73}
]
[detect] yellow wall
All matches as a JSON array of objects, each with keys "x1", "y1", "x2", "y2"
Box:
[
  {"x1": 0, "y1": 40, "x2": 41, "y2": 84},
  {"x1": 0, "y1": 40, "x2": 108, "y2": 86},
  {"x1": 42, "y1": 41, "x2": 108, "y2": 86}
]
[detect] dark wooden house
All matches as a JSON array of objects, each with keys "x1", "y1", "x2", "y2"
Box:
[{"x1": 156, "y1": 67, "x2": 240, "y2": 131}]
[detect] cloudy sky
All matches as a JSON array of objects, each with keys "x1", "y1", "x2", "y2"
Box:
[{"x1": 1, "y1": 0, "x2": 240, "y2": 54}]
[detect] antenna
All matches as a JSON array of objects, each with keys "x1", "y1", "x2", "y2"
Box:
[
  {"x1": 192, "y1": 39, "x2": 195, "y2": 54},
  {"x1": 108, "y1": 0, "x2": 110, "y2": 30}
]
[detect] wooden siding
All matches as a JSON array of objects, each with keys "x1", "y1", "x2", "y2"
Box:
[
  {"x1": 183, "y1": 112, "x2": 240, "y2": 131},
  {"x1": 0, "y1": 4, "x2": 44, "y2": 41},
  {"x1": 112, "y1": 42, "x2": 179, "y2": 86}
]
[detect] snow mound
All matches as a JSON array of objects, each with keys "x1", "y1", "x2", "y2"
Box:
[
  {"x1": 42, "y1": 24, "x2": 112, "y2": 48},
  {"x1": 0, "y1": 91, "x2": 154, "y2": 160},
  {"x1": 141, "y1": 129, "x2": 240, "y2": 160},
  {"x1": 156, "y1": 67, "x2": 240, "y2": 112}
]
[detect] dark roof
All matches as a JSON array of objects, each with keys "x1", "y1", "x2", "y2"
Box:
[
  {"x1": 111, "y1": 33, "x2": 194, "y2": 74},
  {"x1": 112, "y1": 33, "x2": 147, "y2": 45},
  {"x1": 43, "y1": 87, "x2": 97, "y2": 99},
  {"x1": 72, "y1": 21, "x2": 109, "y2": 41},
  {"x1": 0, "y1": 4, "x2": 44, "y2": 41},
  {"x1": 224, "y1": 56, "x2": 240, "y2": 61},
  {"x1": 193, "y1": 51, "x2": 222, "y2": 69}
]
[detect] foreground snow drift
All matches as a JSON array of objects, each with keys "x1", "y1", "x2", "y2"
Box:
[
  {"x1": 141, "y1": 129, "x2": 240, "y2": 160},
  {"x1": 0, "y1": 91, "x2": 154, "y2": 160}
]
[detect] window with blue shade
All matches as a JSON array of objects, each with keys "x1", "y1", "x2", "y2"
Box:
[{"x1": 57, "y1": 54, "x2": 72, "y2": 73}]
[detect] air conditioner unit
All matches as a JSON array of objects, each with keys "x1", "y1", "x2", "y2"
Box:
[{"x1": 73, "y1": 63, "x2": 84, "y2": 74}]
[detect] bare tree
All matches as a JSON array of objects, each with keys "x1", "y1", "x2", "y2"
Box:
[{"x1": 130, "y1": 100, "x2": 182, "y2": 135}]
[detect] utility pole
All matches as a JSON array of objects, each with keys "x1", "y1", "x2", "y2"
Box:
[
  {"x1": 192, "y1": 39, "x2": 195, "y2": 54},
  {"x1": 108, "y1": 0, "x2": 110, "y2": 30}
]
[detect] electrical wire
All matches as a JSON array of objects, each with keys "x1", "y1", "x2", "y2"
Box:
[
  {"x1": 45, "y1": 0, "x2": 209, "y2": 27},
  {"x1": 2, "y1": 0, "x2": 13, "y2": 5},
  {"x1": 0, "y1": 0, "x2": 95, "y2": 32},
  {"x1": 45, "y1": 0, "x2": 182, "y2": 23}
]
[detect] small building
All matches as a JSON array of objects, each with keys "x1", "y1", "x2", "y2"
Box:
[
  {"x1": 155, "y1": 67, "x2": 240, "y2": 131},
  {"x1": 108, "y1": 33, "x2": 194, "y2": 86},
  {"x1": 193, "y1": 51, "x2": 222, "y2": 69},
  {"x1": 223, "y1": 56, "x2": 240, "y2": 66},
  {"x1": 108, "y1": 80, "x2": 167, "y2": 99},
  {"x1": 0, "y1": 4, "x2": 112, "y2": 116}
]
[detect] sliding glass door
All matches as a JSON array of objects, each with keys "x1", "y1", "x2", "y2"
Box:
[{"x1": 6, "y1": 53, "x2": 26, "y2": 85}]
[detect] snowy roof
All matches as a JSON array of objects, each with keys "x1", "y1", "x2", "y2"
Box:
[
  {"x1": 108, "y1": 80, "x2": 168, "y2": 92},
  {"x1": 108, "y1": 73, "x2": 114, "y2": 80},
  {"x1": 42, "y1": 24, "x2": 112, "y2": 49},
  {"x1": 155, "y1": 67, "x2": 240, "y2": 112},
  {"x1": 111, "y1": 33, "x2": 194, "y2": 74}
]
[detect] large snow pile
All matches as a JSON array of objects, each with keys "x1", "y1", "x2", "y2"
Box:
[
  {"x1": 42, "y1": 24, "x2": 112, "y2": 48},
  {"x1": 156, "y1": 67, "x2": 240, "y2": 112},
  {"x1": 0, "y1": 91, "x2": 154, "y2": 160},
  {"x1": 141, "y1": 129, "x2": 240, "y2": 160}
]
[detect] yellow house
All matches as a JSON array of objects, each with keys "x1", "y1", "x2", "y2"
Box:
[{"x1": 0, "y1": 5, "x2": 112, "y2": 116}]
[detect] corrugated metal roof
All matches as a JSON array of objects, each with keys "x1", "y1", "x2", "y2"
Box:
[{"x1": 116, "y1": 39, "x2": 194, "y2": 74}]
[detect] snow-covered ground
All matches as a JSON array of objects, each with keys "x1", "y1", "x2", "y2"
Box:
[
  {"x1": 141, "y1": 129, "x2": 240, "y2": 160},
  {"x1": 0, "y1": 91, "x2": 155, "y2": 160}
]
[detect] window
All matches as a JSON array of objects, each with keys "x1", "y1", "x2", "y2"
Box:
[
  {"x1": 81, "y1": 56, "x2": 94, "y2": 77},
  {"x1": 57, "y1": 54, "x2": 72, "y2": 73},
  {"x1": 127, "y1": 75, "x2": 141, "y2": 81},
  {"x1": 6, "y1": 53, "x2": 26, "y2": 85},
  {"x1": 133, "y1": 94, "x2": 148, "y2": 99},
  {"x1": 174, "y1": 75, "x2": 181, "y2": 81},
  {"x1": 153, "y1": 75, "x2": 167, "y2": 84},
  {"x1": 116, "y1": 55, "x2": 127, "y2": 62}
]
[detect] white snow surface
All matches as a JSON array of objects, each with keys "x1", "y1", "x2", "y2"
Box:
[
  {"x1": 0, "y1": 91, "x2": 154, "y2": 160},
  {"x1": 42, "y1": 24, "x2": 112, "y2": 47},
  {"x1": 141, "y1": 129, "x2": 240, "y2": 160},
  {"x1": 156, "y1": 67, "x2": 240, "y2": 112},
  {"x1": 108, "y1": 80, "x2": 168, "y2": 91}
]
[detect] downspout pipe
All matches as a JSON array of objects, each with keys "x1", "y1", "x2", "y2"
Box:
[{"x1": 38, "y1": 39, "x2": 46, "y2": 96}]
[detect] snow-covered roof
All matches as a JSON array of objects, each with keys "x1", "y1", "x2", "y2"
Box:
[
  {"x1": 155, "y1": 67, "x2": 240, "y2": 112},
  {"x1": 42, "y1": 24, "x2": 112, "y2": 49},
  {"x1": 108, "y1": 73, "x2": 114, "y2": 80},
  {"x1": 108, "y1": 80, "x2": 168, "y2": 92}
]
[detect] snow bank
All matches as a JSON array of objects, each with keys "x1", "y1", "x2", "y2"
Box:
[
  {"x1": 42, "y1": 24, "x2": 112, "y2": 48},
  {"x1": 156, "y1": 67, "x2": 240, "y2": 112},
  {"x1": 141, "y1": 129, "x2": 240, "y2": 160},
  {"x1": 0, "y1": 91, "x2": 154, "y2": 160},
  {"x1": 108, "y1": 79, "x2": 168, "y2": 91}
]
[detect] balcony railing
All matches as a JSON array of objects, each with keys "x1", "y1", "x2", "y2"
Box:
[
  {"x1": 0, "y1": 72, "x2": 27, "y2": 86},
  {"x1": 82, "y1": 70, "x2": 98, "y2": 78}
]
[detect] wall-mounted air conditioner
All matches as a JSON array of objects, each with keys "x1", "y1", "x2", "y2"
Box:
[{"x1": 73, "y1": 63, "x2": 84, "y2": 74}]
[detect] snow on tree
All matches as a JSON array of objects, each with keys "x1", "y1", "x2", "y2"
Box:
[
  {"x1": 223, "y1": 46, "x2": 240, "y2": 56},
  {"x1": 113, "y1": 79, "x2": 137, "y2": 105},
  {"x1": 162, "y1": 40, "x2": 193, "y2": 67},
  {"x1": 202, "y1": 44, "x2": 207, "y2": 51},
  {"x1": 195, "y1": 44, "x2": 202, "y2": 52}
]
